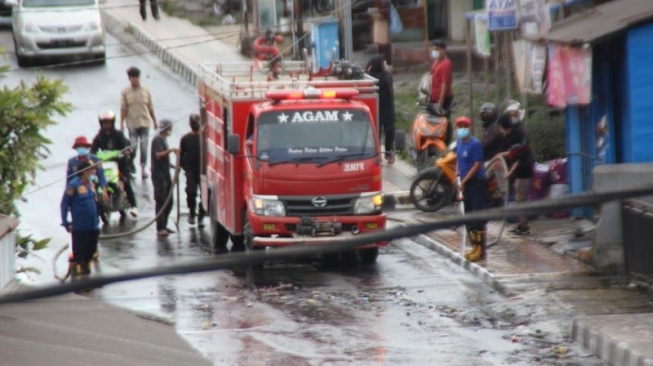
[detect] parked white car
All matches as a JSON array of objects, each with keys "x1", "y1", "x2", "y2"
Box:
[{"x1": 10, "y1": 0, "x2": 105, "y2": 67}]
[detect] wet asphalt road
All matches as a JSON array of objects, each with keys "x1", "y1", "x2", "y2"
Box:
[{"x1": 0, "y1": 27, "x2": 605, "y2": 365}]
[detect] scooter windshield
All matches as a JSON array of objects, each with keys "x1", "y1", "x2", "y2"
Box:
[{"x1": 256, "y1": 109, "x2": 377, "y2": 164}]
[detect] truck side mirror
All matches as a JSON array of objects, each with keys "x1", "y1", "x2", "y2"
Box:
[{"x1": 227, "y1": 134, "x2": 241, "y2": 154}]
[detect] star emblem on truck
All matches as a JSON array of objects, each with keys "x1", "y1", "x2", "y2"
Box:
[
  {"x1": 278, "y1": 113, "x2": 289, "y2": 123},
  {"x1": 342, "y1": 111, "x2": 353, "y2": 121}
]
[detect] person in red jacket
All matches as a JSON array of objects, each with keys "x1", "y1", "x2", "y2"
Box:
[
  {"x1": 430, "y1": 39, "x2": 454, "y2": 144},
  {"x1": 253, "y1": 29, "x2": 283, "y2": 79}
]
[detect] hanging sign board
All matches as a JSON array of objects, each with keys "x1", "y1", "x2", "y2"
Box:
[{"x1": 486, "y1": 0, "x2": 518, "y2": 31}]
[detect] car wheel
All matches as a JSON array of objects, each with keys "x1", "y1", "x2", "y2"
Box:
[
  {"x1": 94, "y1": 53, "x2": 106, "y2": 65},
  {"x1": 14, "y1": 38, "x2": 29, "y2": 68}
]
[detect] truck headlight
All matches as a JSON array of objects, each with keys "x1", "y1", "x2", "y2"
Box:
[
  {"x1": 253, "y1": 196, "x2": 285, "y2": 216},
  {"x1": 354, "y1": 193, "x2": 383, "y2": 214}
]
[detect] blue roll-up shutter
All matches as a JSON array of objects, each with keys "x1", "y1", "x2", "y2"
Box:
[{"x1": 627, "y1": 22, "x2": 653, "y2": 162}]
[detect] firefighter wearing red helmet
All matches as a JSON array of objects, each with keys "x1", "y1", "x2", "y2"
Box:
[
  {"x1": 454, "y1": 116, "x2": 488, "y2": 262},
  {"x1": 66, "y1": 135, "x2": 108, "y2": 203}
]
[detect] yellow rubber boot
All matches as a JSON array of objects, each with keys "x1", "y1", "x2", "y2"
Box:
[
  {"x1": 464, "y1": 231, "x2": 479, "y2": 260},
  {"x1": 465, "y1": 244, "x2": 478, "y2": 260},
  {"x1": 469, "y1": 230, "x2": 487, "y2": 262}
]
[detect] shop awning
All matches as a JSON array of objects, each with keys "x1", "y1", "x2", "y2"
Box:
[{"x1": 544, "y1": 0, "x2": 653, "y2": 44}]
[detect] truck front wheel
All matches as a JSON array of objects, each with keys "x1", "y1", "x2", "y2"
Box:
[
  {"x1": 209, "y1": 196, "x2": 229, "y2": 249},
  {"x1": 358, "y1": 247, "x2": 379, "y2": 265}
]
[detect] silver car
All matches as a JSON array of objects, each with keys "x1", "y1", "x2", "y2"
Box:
[{"x1": 10, "y1": 0, "x2": 105, "y2": 67}]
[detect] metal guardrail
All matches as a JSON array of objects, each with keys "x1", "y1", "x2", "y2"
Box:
[
  {"x1": 0, "y1": 215, "x2": 18, "y2": 291},
  {"x1": 622, "y1": 199, "x2": 653, "y2": 279}
]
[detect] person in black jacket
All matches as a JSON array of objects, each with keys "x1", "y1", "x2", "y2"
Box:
[
  {"x1": 367, "y1": 54, "x2": 396, "y2": 164},
  {"x1": 91, "y1": 110, "x2": 138, "y2": 219},
  {"x1": 479, "y1": 103, "x2": 507, "y2": 198},
  {"x1": 496, "y1": 113, "x2": 535, "y2": 236},
  {"x1": 179, "y1": 114, "x2": 206, "y2": 227}
]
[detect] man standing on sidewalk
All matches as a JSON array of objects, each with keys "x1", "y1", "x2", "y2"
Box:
[
  {"x1": 120, "y1": 66, "x2": 158, "y2": 180},
  {"x1": 454, "y1": 116, "x2": 488, "y2": 262},
  {"x1": 497, "y1": 113, "x2": 534, "y2": 236},
  {"x1": 151, "y1": 119, "x2": 178, "y2": 237},
  {"x1": 139, "y1": 0, "x2": 160, "y2": 21},
  {"x1": 179, "y1": 114, "x2": 206, "y2": 227},
  {"x1": 429, "y1": 40, "x2": 454, "y2": 144}
]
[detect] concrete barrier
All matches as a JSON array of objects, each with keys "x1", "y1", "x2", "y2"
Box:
[{"x1": 593, "y1": 163, "x2": 653, "y2": 273}]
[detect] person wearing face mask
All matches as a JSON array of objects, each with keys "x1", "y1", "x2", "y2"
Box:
[
  {"x1": 67, "y1": 136, "x2": 108, "y2": 203},
  {"x1": 151, "y1": 119, "x2": 179, "y2": 237},
  {"x1": 91, "y1": 110, "x2": 139, "y2": 219},
  {"x1": 429, "y1": 39, "x2": 454, "y2": 144},
  {"x1": 496, "y1": 113, "x2": 534, "y2": 236},
  {"x1": 60, "y1": 160, "x2": 100, "y2": 281},
  {"x1": 454, "y1": 116, "x2": 488, "y2": 262},
  {"x1": 504, "y1": 100, "x2": 525, "y2": 124},
  {"x1": 179, "y1": 114, "x2": 206, "y2": 227},
  {"x1": 479, "y1": 102, "x2": 508, "y2": 199}
]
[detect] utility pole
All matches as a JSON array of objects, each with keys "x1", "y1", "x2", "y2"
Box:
[{"x1": 343, "y1": 0, "x2": 353, "y2": 60}]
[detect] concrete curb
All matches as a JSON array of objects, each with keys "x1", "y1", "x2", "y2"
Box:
[
  {"x1": 413, "y1": 231, "x2": 501, "y2": 292},
  {"x1": 573, "y1": 318, "x2": 653, "y2": 366},
  {"x1": 101, "y1": 10, "x2": 200, "y2": 87}
]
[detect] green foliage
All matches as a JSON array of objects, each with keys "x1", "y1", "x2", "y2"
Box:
[
  {"x1": 15, "y1": 234, "x2": 51, "y2": 258},
  {"x1": 394, "y1": 89, "x2": 417, "y2": 133},
  {"x1": 0, "y1": 76, "x2": 71, "y2": 217},
  {"x1": 160, "y1": 0, "x2": 178, "y2": 16},
  {"x1": 392, "y1": 71, "x2": 566, "y2": 163}
]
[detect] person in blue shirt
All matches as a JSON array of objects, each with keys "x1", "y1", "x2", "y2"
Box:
[
  {"x1": 66, "y1": 135, "x2": 109, "y2": 203},
  {"x1": 61, "y1": 160, "x2": 101, "y2": 278},
  {"x1": 455, "y1": 116, "x2": 488, "y2": 262}
]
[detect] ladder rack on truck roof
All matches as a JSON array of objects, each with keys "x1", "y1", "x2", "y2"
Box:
[{"x1": 198, "y1": 62, "x2": 378, "y2": 100}]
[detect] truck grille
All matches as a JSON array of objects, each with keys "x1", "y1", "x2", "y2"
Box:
[{"x1": 281, "y1": 195, "x2": 355, "y2": 216}]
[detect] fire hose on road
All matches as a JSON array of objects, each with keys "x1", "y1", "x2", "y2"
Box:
[{"x1": 53, "y1": 156, "x2": 183, "y2": 282}]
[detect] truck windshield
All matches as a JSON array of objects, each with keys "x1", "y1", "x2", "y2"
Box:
[{"x1": 256, "y1": 109, "x2": 377, "y2": 163}]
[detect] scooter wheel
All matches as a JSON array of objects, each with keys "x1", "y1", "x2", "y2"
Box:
[{"x1": 410, "y1": 170, "x2": 453, "y2": 212}]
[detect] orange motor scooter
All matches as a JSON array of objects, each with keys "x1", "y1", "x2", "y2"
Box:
[
  {"x1": 409, "y1": 143, "x2": 505, "y2": 213},
  {"x1": 408, "y1": 102, "x2": 449, "y2": 172}
]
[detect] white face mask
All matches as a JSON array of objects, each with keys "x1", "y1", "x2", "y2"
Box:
[{"x1": 431, "y1": 50, "x2": 440, "y2": 60}]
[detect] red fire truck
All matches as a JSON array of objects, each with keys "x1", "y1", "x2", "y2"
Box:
[{"x1": 198, "y1": 61, "x2": 386, "y2": 264}]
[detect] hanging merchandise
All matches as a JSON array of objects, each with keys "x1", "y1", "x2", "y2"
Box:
[
  {"x1": 518, "y1": 0, "x2": 551, "y2": 38},
  {"x1": 547, "y1": 43, "x2": 592, "y2": 108},
  {"x1": 474, "y1": 12, "x2": 491, "y2": 57},
  {"x1": 512, "y1": 39, "x2": 545, "y2": 94},
  {"x1": 390, "y1": 4, "x2": 403, "y2": 36}
]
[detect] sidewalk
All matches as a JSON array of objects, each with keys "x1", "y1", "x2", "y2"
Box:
[
  {"x1": 0, "y1": 287, "x2": 211, "y2": 366},
  {"x1": 99, "y1": 3, "x2": 653, "y2": 366}
]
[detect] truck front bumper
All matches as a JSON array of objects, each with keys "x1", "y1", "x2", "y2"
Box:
[{"x1": 250, "y1": 214, "x2": 387, "y2": 248}]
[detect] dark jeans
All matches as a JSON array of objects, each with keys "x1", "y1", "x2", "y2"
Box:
[
  {"x1": 153, "y1": 178, "x2": 173, "y2": 231},
  {"x1": 139, "y1": 0, "x2": 159, "y2": 20},
  {"x1": 184, "y1": 170, "x2": 206, "y2": 218},
  {"x1": 71, "y1": 230, "x2": 99, "y2": 274},
  {"x1": 442, "y1": 95, "x2": 454, "y2": 145},
  {"x1": 380, "y1": 122, "x2": 395, "y2": 157},
  {"x1": 463, "y1": 176, "x2": 488, "y2": 232},
  {"x1": 122, "y1": 173, "x2": 137, "y2": 208}
]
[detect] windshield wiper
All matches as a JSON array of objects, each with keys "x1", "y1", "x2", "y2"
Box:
[
  {"x1": 267, "y1": 156, "x2": 318, "y2": 167},
  {"x1": 317, "y1": 153, "x2": 370, "y2": 167}
]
